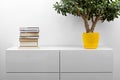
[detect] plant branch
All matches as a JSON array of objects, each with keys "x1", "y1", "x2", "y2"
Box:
[
  {"x1": 82, "y1": 16, "x2": 90, "y2": 33},
  {"x1": 90, "y1": 9, "x2": 102, "y2": 32},
  {"x1": 92, "y1": 17, "x2": 95, "y2": 23},
  {"x1": 76, "y1": 9, "x2": 90, "y2": 33},
  {"x1": 90, "y1": 16, "x2": 100, "y2": 32}
]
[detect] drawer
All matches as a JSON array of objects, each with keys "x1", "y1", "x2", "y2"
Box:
[
  {"x1": 6, "y1": 50, "x2": 59, "y2": 72},
  {"x1": 61, "y1": 50, "x2": 113, "y2": 72},
  {"x1": 61, "y1": 73, "x2": 112, "y2": 80},
  {"x1": 5, "y1": 73, "x2": 59, "y2": 80}
]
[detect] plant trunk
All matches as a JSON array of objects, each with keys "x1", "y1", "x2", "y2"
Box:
[
  {"x1": 82, "y1": 16, "x2": 99, "y2": 33},
  {"x1": 83, "y1": 18, "x2": 90, "y2": 33},
  {"x1": 90, "y1": 16, "x2": 100, "y2": 32},
  {"x1": 90, "y1": 20, "x2": 98, "y2": 32}
]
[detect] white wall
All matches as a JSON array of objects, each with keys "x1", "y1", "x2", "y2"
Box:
[{"x1": 0, "y1": 0, "x2": 120, "y2": 80}]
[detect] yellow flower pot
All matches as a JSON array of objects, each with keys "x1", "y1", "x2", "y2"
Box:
[{"x1": 82, "y1": 32, "x2": 100, "y2": 49}]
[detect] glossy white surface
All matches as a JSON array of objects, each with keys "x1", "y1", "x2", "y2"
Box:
[{"x1": 7, "y1": 46, "x2": 113, "y2": 51}]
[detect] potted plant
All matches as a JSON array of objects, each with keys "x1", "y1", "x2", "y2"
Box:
[{"x1": 53, "y1": 0, "x2": 120, "y2": 49}]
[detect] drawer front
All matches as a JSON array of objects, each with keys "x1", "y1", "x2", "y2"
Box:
[
  {"x1": 6, "y1": 50, "x2": 59, "y2": 72},
  {"x1": 61, "y1": 50, "x2": 113, "y2": 72},
  {"x1": 5, "y1": 73, "x2": 59, "y2": 80},
  {"x1": 61, "y1": 73, "x2": 112, "y2": 80}
]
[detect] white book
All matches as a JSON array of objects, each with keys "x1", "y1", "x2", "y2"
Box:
[
  {"x1": 20, "y1": 27, "x2": 39, "y2": 31},
  {"x1": 20, "y1": 42, "x2": 38, "y2": 47}
]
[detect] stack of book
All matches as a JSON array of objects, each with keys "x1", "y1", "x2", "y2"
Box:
[{"x1": 19, "y1": 27, "x2": 39, "y2": 47}]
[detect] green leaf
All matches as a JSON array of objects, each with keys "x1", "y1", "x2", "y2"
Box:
[{"x1": 53, "y1": 0, "x2": 120, "y2": 22}]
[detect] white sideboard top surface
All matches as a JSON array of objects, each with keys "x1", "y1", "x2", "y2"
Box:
[{"x1": 7, "y1": 46, "x2": 113, "y2": 51}]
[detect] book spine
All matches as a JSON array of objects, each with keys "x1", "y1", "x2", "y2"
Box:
[
  {"x1": 20, "y1": 35, "x2": 39, "y2": 37},
  {"x1": 20, "y1": 30, "x2": 39, "y2": 32},
  {"x1": 20, "y1": 33, "x2": 39, "y2": 37},
  {"x1": 20, "y1": 27, "x2": 39, "y2": 31},
  {"x1": 20, "y1": 36, "x2": 39, "y2": 39},
  {"x1": 19, "y1": 42, "x2": 38, "y2": 47},
  {"x1": 19, "y1": 40, "x2": 38, "y2": 42}
]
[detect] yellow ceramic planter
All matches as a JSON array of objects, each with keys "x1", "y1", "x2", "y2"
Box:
[{"x1": 82, "y1": 32, "x2": 99, "y2": 49}]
